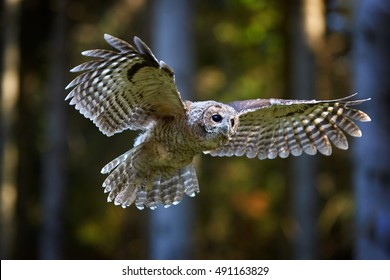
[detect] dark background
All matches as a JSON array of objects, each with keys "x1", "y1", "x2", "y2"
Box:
[{"x1": 1, "y1": 0, "x2": 389, "y2": 260}]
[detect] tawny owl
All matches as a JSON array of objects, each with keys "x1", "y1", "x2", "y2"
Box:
[{"x1": 66, "y1": 34, "x2": 371, "y2": 210}]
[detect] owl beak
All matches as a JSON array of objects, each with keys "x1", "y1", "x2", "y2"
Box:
[{"x1": 221, "y1": 119, "x2": 233, "y2": 139}]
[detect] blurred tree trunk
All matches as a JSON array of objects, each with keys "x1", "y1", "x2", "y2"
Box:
[
  {"x1": 0, "y1": 0, "x2": 21, "y2": 259},
  {"x1": 39, "y1": 0, "x2": 69, "y2": 259},
  {"x1": 289, "y1": 0, "x2": 326, "y2": 259},
  {"x1": 353, "y1": 0, "x2": 390, "y2": 259},
  {"x1": 149, "y1": 0, "x2": 195, "y2": 259}
]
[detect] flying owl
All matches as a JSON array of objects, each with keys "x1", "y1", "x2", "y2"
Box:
[{"x1": 66, "y1": 34, "x2": 371, "y2": 210}]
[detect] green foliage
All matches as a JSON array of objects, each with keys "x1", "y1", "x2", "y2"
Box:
[{"x1": 196, "y1": 0, "x2": 284, "y2": 102}]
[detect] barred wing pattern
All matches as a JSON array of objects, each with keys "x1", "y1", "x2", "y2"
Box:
[
  {"x1": 207, "y1": 94, "x2": 371, "y2": 159},
  {"x1": 65, "y1": 34, "x2": 185, "y2": 136}
]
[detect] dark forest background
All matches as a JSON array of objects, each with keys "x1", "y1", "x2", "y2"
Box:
[{"x1": 1, "y1": 0, "x2": 389, "y2": 260}]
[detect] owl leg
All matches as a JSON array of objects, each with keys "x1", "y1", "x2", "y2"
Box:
[{"x1": 134, "y1": 164, "x2": 200, "y2": 210}]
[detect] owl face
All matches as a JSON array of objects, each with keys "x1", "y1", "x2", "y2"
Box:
[{"x1": 202, "y1": 104, "x2": 239, "y2": 141}]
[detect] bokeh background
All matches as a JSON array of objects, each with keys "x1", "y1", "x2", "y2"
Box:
[{"x1": 1, "y1": 0, "x2": 389, "y2": 260}]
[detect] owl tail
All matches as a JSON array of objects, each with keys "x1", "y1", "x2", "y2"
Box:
[
  {"x1": 134, "y1": 164, "x2": 200, "y2": 210},
  {"x1": 100, "y1": 148, "x2": 200, "y2": 210}
]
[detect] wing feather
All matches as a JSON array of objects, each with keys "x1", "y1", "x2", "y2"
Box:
[
  {"x1": 207, "y1": 94, "x2": 371, "y2": 159},
  {"x1": 66, "y1": 34, "x2": 185, "y2": 136}
]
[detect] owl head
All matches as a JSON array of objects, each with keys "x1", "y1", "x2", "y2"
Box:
[{"x1": 201, "y1": 102, "x2": 239, "y2": 142}]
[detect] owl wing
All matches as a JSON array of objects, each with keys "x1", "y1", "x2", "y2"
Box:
[
  {"x1": 65, "y1": 34, "x2": 185, "y2": 136},
  {"x1": 206, "y1": 94, "x2": 371, "y2": 159}
]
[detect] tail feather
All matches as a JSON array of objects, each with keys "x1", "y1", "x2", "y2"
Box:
[
  {"x1": 182, "y1": 164, "x2": 199, "y2": 197},
  {"x1": 135, "y1": 164, "x2": 200, "y2": 210},
  {"x1": 102, "y1": 147, "x2": 140, "y2": 208},
  {"x1": 101, "y1": 149, "x2": 133, "y2": 174},
  {"x1": 101, "y1": 148, "x2": 200, "y2": 209}
]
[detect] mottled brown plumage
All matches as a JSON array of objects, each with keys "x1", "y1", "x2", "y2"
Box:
[{"x1": 66, "y1": 34, "x2": 371, "y2": 210}]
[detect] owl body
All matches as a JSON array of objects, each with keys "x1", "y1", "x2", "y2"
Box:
[
  {"x1": 66, "y1": 34, "x2": 371, "y2": 210},
  {"x1": 133, "y1": 100, "x2": 237, "y2": 168}
]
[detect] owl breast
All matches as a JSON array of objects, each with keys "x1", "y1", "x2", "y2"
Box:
[
  {"x1": 146, "y1": 117, "x2": 221, "y2": 164},
  {"x1": 138, "y1": 117, "x2": 203, "y2": 172}
]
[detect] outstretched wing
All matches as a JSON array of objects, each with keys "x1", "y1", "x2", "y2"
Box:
[
  {"x1": 65, "y1": 34, "x2": 185, "y2": 136},
  {"x1": 207, "y1": 94, "x2": 371, "y2": 159}
]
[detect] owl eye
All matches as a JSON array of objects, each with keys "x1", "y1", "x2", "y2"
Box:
[
  {"x1": 211, "y1": 114, "x2": 223, "y2": 123},
  {"x1": 230, "y1": 119, "x2": 235, "y2": 127}
]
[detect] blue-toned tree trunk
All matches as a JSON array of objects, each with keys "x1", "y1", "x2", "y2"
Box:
[
  {"x1": 289, "y1": 0, "x2": 319, "y2": 259},
  {"x1": 353, "y1": 0, "x2": 390, "y2": 259},
  {"x1": 40, "y1": 0, "x2": 68, "y2": 259},
  {"x1": 149, "y1": 0, "x2": 196, "y2": 259}
]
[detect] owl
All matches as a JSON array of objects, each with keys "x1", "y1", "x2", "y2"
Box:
[{"x1": 66, "y1": 34, "x2": 371, "y2": 210}]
